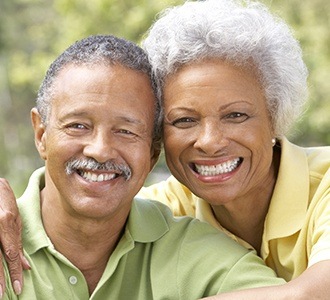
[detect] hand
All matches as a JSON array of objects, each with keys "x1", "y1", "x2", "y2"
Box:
[{"x1": 0, "y1": 178, "x2": 31, "y2": 297}]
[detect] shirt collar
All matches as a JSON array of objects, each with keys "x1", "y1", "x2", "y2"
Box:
[
  {"x1": 126, "y1": 198, "x2": 169, "y2": 242},
  {"x1": 18, "y1": 167, "x2": 170, "y2": 255},
  {"x1": 18, "y1": 167, "x2": 50, "y2": 255},
  {"x1": 263, "y1": 137, "x2": 309, "y2": 240}
]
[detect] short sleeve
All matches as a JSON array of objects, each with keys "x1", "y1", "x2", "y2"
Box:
[{"x1": 308, "y1": 177, "x2": 330, "y2": 267}]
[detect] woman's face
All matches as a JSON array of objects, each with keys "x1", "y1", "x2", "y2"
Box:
[{"x1": 163, "y1": 59, "x2": 276, "y2": 206}]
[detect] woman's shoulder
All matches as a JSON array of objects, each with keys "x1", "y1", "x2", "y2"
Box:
[{"x1": 282, "y1": 138, "x2": 330, "y2": 175}]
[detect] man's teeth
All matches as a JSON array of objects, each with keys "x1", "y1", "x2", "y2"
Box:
[
  {"x1": 80, "y1": 171, "x2": 116, "y2": 182},
  {"x1": 195, "y1": 158, "x2": 241, "y2": 176}
]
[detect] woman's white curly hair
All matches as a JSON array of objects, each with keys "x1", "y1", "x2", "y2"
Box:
[{"x1": 143, "y1": 0, "x2": 309, "y2": 137}]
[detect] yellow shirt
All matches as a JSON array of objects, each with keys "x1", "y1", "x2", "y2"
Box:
[{"x1": 138, "y1": 138, "x2": 330, "y2": 281}]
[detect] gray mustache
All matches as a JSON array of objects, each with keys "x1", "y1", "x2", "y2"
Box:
[{"x1": 65, "y1": 158, "x2": 132, "y2": 180}]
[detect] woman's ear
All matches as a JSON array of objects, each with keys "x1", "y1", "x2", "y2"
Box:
[{"x1": 31, "y1": 107, "x2": 47, "y2": 160}]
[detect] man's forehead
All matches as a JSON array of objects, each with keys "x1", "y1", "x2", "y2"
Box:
[{"x1": 50, "y1": 63, "x2": 156, "y2": 121}]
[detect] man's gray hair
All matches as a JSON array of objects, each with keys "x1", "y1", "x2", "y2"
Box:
[{"x1": 37, "y1": 34, "x2": 162, "y2": 151}]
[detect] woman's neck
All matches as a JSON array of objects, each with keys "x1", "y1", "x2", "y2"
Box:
[
  {"x1": 212, "y1": 200, "x2": 269, "y2": 253},
  {"x1": 212, "y1": 147, "x2": 281, "y2": 253}
]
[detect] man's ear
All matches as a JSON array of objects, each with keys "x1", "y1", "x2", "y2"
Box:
[{"x1": 31, "y1": 107, "x2": 47, "y2": 160}]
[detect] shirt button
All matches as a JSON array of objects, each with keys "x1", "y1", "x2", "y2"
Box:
[{"x1": 69, "y1": 276, "x2": 78, "y2": 285}]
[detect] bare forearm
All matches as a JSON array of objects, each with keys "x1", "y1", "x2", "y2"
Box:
[
  {"x1": 201, "y1": 284, "x2": 293, "y2": 300},
  {"x1": 0, "y1": 178, "x2": 30, "y2": 296},
  {"x1": 201, "y1": 260, "x2": 330, "y2": 300}
]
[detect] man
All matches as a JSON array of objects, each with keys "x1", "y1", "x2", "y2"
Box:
[{"x1": 0, "y1": 35, "x2": 285, "y2": 299}]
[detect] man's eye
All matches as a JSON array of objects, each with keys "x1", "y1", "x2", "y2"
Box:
[
  {"x1": 172, "y1": 117, "x2": 197, "y2": 128},
  {"x1": 63, "y1": 123, "x2": 89, "y2": 136},
  {"x1": 68, "y1": 123, "x2": 86, "y2": 130}
]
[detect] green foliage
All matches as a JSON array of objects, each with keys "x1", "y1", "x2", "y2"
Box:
[
  {"x1": 267, "y1": 0, "x2": 330, "y2": 145},
  {"x1": 0, "y1": 0, "x2": 329, "y2": 195}
]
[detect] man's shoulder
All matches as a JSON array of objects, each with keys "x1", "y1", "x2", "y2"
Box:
[
  {"x1": 132, "y1": 197, "x2": 249, "y2": 256},
  {"x1": 130, "y1": 199, "x2": 284, "y2": 295},
  {"x1": 17, "y1": 167, "x2": 45, "y2": 204},
  {"x1": 131, "y1": 197, "x2": 195, "y2": 231},
  {"x1": 137, "y1": 176, "x2": 197, "y2": 217}
]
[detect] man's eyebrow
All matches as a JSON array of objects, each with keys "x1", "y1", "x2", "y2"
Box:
[
  {"x1": 66, "y1": 111, "x2": 89, "y2": 117},
  {"x1": 115, "y1": 115, "x2": 144, "y2": 125},
  {"x1": 59, "y1": 111, "x2": 145, "y2": 127},
  {"x1": 58, "y1": 111, "x2": 89, "y2": 121}
]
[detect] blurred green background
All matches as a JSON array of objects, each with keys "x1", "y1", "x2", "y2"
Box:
[{"x1": 0, "y1": 0, "x2": 329, "y2": 196}]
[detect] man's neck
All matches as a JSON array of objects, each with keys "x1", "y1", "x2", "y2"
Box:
[{"x1": 40, "y1": 189, "x2": 129, "y2": 294}]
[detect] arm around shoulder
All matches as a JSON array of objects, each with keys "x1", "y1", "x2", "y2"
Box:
[
  {"x1": 176, "y1": 219, "x2": 284, "y2": 298},
  {"x1": 201, "y1": 260, "x2": 330, "y2": 300},
  {"x1": 0, "y1": 178, "x2": 30, "y2": 296}
]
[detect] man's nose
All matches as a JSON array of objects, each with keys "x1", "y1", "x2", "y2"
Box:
[{"x1": 83, "y1": 130, "x2": 119, "y2": 163}]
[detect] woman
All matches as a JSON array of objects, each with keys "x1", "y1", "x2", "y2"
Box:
[
  {"x1": 0, "y1": 0, "x2": 330, "y2": 298},
  {"x1": 139, "y1": 0, "x2": 330, "y2": 298}
]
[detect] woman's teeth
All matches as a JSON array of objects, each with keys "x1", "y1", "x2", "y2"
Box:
[{"x1": 194, "y1": 158, "x2": 241, "y2": 176}]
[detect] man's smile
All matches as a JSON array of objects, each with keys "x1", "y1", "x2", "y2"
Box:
[{"x1": 77, "y1": 170, "x2": 119, "y2": 182}]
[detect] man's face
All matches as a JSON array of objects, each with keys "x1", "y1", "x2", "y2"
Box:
[{"x1": 34, "y1": 63, "x2": 158, "y2": 220}]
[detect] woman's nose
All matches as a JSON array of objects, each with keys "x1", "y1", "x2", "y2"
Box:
[{"x1": 193, "y1": 121, "x2": 229, "y2": 155}]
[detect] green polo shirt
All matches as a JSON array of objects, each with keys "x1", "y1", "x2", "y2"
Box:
[{"x1": 4, "y1": 168, "x2": 284, "y2": 299}]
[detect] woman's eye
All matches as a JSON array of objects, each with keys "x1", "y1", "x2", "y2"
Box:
[
  {"x1": 172, "y1": 117, "x2": 197, "y2": 128},
  {"x1": 118, "y1": 129, "x2": 136, "y2": 136},
  {"x1": 226, "y1": 112, "x2": 249, "y2": 122}
]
